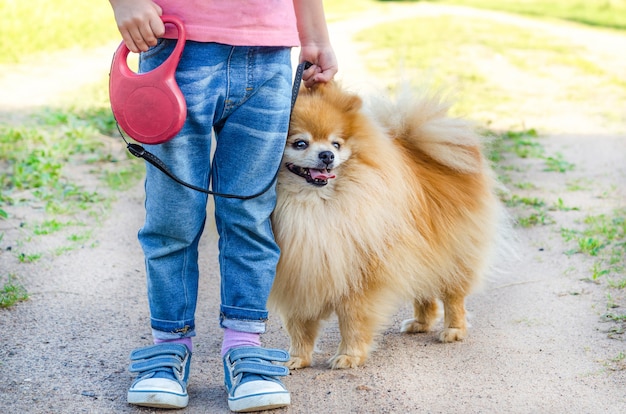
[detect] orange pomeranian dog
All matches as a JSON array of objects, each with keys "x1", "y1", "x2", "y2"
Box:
[{"x1": 269, "y1": 81, "x2": 504, "y2": 370}]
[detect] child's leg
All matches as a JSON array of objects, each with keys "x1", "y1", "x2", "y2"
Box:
[
  {"x1": 128, "y1": 41, "x2": 232, "y2": 409},
  {"x1": 137, "y1": 39, "x2": 227, "y2": 341},
  {"x1": 213, "y1": 46, "x2": 292, "y2": 334},
  {"x1": 213, "y1": 46, "x2": 293, "y2": 413}
]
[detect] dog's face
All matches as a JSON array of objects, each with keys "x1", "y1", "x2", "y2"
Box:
[
  {"x1": 284, "y1": 133, "x2": 341, "y2": 187},
  {"x1": 282, "y1": 83, "x2": 363, "y2": 188}
]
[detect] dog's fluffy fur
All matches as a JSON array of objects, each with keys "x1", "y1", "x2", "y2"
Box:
[{"x1": 269, "y1": 81, "x2": 503, "y2": 370}]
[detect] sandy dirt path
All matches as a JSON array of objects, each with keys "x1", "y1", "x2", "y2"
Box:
[{"x1": 1, "y1": 3, "x2": 625, "y2": 413}]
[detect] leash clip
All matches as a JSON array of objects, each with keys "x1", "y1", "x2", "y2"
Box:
[{"x1": 127, "y1": 143, "x2": 146, "y2": 158}]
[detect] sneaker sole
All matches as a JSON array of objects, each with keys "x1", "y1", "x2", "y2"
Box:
[
  {"x1": 127, "y1": 390, "x2": 189, "y2": 408},
  {"x1": 228, "y1": 391, "x2": 290, "y2": 413}
]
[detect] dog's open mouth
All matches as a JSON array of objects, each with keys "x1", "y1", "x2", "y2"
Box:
[{"x1": 286, "y1": 163, "x2": 336, "y2": 186}]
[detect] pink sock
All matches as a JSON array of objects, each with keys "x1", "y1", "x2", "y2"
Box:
[
  {"x1": 221, "y1": 328, "x2": 261, "y2": 357},
  {"x1": 154, "y1": 337, "x2": 193, "y2": 352}
]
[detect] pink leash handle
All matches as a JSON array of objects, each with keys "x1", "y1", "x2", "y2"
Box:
[{"x1": 109, "y1": 15, "x2": 187, "y2": 145}]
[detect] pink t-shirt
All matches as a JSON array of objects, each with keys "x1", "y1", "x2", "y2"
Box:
[{"x1": 156, "y1": 0, "x2": 299, "y2": 47}]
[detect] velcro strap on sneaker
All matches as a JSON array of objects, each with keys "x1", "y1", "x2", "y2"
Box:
[
  {"x1": 226, "y1": 347, "x2": 289, "y2": 364},
  {"x1": 129, "y1": 355, "x2": 184, "y2": 374},
  {"x1": 130, "y1": 343, "x2": 188, "y2": 361},
  {"x1": 231, "y1": 360, "x2": 289, "y2": 377},
  {"x1": 128, "y1": 343, "x2": 190, "y2": 378}
]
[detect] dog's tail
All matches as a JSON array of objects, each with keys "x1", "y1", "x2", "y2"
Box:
[{"x1": 366, "y1": 85, "x2": 485, "y2": 174}]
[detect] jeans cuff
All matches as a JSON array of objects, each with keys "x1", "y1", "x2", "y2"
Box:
[
  {"x1": 150, "y1": 317, "x2": 196, "y2": 339},
  {"x1": 151, "y1": 328, "x2": 197, "y2": 341},
  {"x1": 220, "y1": 305, "x2": 267, "y2": 334}
]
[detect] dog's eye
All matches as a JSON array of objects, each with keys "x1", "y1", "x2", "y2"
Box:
[
  {"x1": 293, "y1": 140, "x2": 309, "y2": 150},
  {"x1": 333, "y1": 142, "x2": 341, "y2": 150}
]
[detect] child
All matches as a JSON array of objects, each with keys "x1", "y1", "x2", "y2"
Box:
[{"x1": 108, "y1": 0, "x2": 337, "y2": 411}]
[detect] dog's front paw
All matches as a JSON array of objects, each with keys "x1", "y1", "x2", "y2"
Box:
[
  {"x1": 285, "y1": 355, "x2": 311, "y2": 370},
  {"x1": 439, "y1": 327, "x2": 467, "y2": 342},
  {"x1": 329, "y1": 353, "x2": 365, "y2": 369},
  {"x1": 400, "y1": 318, "x2": 432, "y2": 333}
]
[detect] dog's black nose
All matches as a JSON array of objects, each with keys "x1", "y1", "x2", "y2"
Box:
[{"x1": 319, "y1": 151, "x2": 335, "y2": 165}]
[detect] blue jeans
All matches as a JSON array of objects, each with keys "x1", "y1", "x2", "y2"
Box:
[{"x1": 137, "y1": 41, "x2": 293, "y2": 340}]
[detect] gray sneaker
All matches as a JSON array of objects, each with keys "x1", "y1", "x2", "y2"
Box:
[
  {"x1": 127, "y1": 343, "x2": 191, "y2": 408},
  {"x1": 223, "y1": 347, "x2": 291, "y2": 412}
]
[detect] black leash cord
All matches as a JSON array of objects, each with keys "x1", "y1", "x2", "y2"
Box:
[{"x1": 118, "y1": 61, "x2": 311, "y2": 199}]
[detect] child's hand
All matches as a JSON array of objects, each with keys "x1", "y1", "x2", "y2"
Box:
[
  {"x1": 300, "y1": 45, "x2": 338, "y2": 88},
  {"x1": 110, "y1": 0, "x2": 165, "y2": 53},
  {"x1": 293, "y1": 0, "x2": 338, "y2": 87}
]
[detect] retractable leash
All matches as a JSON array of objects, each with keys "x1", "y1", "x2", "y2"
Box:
[{"x1": 109, "y1": 15, "x2": 310, "y2": 199}]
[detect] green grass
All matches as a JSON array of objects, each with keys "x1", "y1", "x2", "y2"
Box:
[
  {"x1": 2, "y1": 117, "x2": 105, "y2": 203},
  {"x1": 544, "y1": 154, "x2": 576, "y2": 173},
  {"x1": 352, "y1": 13, "x2": 611, "y2": 122},
  {"x1": 487, "y1": 127, "x2": 623, "y2": 299},
  {"x1": 433, "y1": 0, "x2": 626, "y2": 31},
  {"x1": 566, "y1": 178, "x2": 593, "y2": 192},
  {"x1": 0, "y1": 94, "x2": 143, "y2": 268},
  {"x1": 355, "y1": 9, "x2": 626, "y2": 129},
  {"x1": 362, "y1": 0, "x2": 626, "y2": 31},
  {"x1": 487, "y1": 125, "x2": 624, "y2": 321},
  {"x1": 17, "y1": 252, "x2": 43, "y2": 264},
  {"x1": 350, "y1": 1, "x2": 626, "y2": 130},
  {"x1": 496, "y1": 129, "x2": 543, "y2": 159},
  {"x1": 0, "y1": 0, "x2": 120, "y2": 64},
  {"x1": 485, "y1": 129, "x2": 563, "y2": 228},
  {"x1": 562, "y1": 209, "x2": 626, "y2": 282},
  {"x1": 0, "y1": 275, "x2": 28, "y2": 308},
  {"x1": 551, "y1": 198, "x2": 579, "y2": 212}
]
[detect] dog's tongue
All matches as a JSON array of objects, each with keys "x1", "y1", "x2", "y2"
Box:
[{"x1": 310, "y1": 169, "x2": 336, "y2": 180}]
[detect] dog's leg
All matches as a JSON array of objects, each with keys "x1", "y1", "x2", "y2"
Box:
[
  {"x1": 400, "y1": 298, "x2": 439, "y2": 333},
  {"x1": 284, "y1": 316, "x2": 321, "y2": 369},
  {"x1": 439, "y1": 292, "x2": 467, "y2": 342},
  {"x1": 330, "y1": 298, "x2": 379, "y2": 369}
]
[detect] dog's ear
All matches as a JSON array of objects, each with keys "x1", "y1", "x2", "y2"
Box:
[
  {"x1": 314, "y1": 81, "x2": 362, "y2": 113},
  {"x1": 305, "y1": 81, "x2": 363, "y2": 114},
  {"x1": 341, "y1": 92, "x2": 362, "y2": 113},
  {"x1": 334, "y1": 85, "x2": 362, "y2": 113}
]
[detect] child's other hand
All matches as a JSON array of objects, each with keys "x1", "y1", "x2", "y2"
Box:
[
  {"x1": 110, "y1": 0, "x2": 164, "y2": 53},
  {"x1": 300, "y1": 46, "x2": 338, "y2": 88}
]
